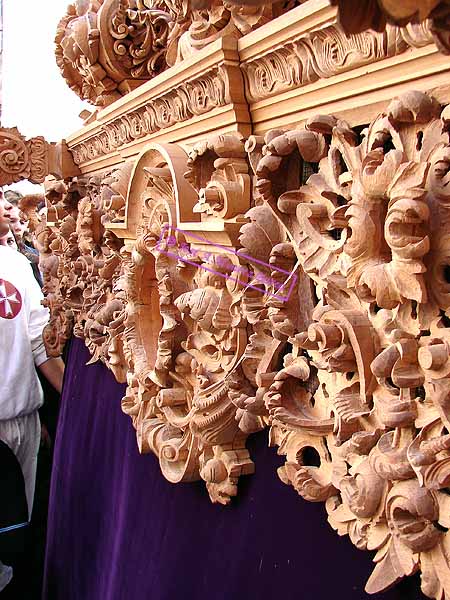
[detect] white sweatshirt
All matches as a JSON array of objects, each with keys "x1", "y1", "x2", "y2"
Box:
[{"x1": 0, "y1": 246, "x2": 49, "y2": 420}]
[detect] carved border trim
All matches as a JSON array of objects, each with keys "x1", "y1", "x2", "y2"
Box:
[
  {"x1": 241, "y1": 22, "x2": 433, "y2": 103},
  {"x1": 67, "y1": 37, "x2": 249, "y2": 168}
]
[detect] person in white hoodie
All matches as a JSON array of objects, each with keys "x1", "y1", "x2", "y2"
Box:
[
  {"x1": 0, "y1": 192, "x2": 64, "y2": 590},
  {"x1": 0, "y1": 192, "x2": 64, "y2": 510}
]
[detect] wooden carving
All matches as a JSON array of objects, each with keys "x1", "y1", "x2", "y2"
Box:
[
  {"x1": 0, "y1": 128, "x2": 78, "y2": 187},
  {"x1": 242, "y1": 22, "x2": 435, "y2": 103},
  {"x1": 244, "y1": 90, "x2": 450, "y2": 599},
  {"x1": 41, "y1": 172, "x2": 127, "y2": 370},
  {"x1": 118, "y1": 142, "x2": 266, "y2": 504},
  {"x1": 162, "y1": 0, "x2": 301, "y2": 65},
  {"x1": 55, "y1": 0, "x2": 173, "y2": 107},
  {"x1": 331, "y1": 0, "x2": 450, "y2": 54},
  {"x1": 70, "y1": 66, "x2": 233, "y2": 165},
  {"x1": 55, "y1": 0, "x2": 300, "y2": 108},
  {"x1": 33, "y1": 0, "x2": 450, "y2": 592}
]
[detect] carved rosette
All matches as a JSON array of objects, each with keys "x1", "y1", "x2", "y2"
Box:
[
  {"x1": 0, "y1": 128, "x2": 49, "y2": 186},
  {"x1": 247, "y1": 91, "x2": 450, "y2": 599},
  {"x1": 55, "y1": 0, "x2": 173, "y2": 107}
]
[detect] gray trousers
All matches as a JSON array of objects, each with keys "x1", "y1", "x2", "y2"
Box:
[{"x1": 0, "y1": 411, "x2": 40, "y2": 518}]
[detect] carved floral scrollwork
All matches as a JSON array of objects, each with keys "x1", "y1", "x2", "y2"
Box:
[
  {"x1": 166, "y1": 0, "x2": 300, "y2": 64},
  {"x1": 42, "y1": 63, "x2": 450, "y2": 595},
  {"x1": 0, "y1": 128, "x2": 49, "y2": 186},
  {"x1": 242, "y1": 23, "x2": 413, "y2": 103},
  {"x1": 41, "y1": 172, "x2": 127, "y2": 371},
  {"x1": 248, "y1": 90, "x2": 450, "y2": 599},
  {"x1": 108, "y1": 1, "x2": 172, "y2": 78}
]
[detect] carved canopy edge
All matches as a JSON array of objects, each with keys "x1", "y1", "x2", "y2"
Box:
[
  {"x1": 55, "y1": 0, "x2": 303, "y2": 108},
  {"x1": 64, "y1": 0, "x2": 450, "y2": 172}
]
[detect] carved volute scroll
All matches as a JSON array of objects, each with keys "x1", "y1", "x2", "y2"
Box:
[
  {"x1": 245, "y1": 91, "x2": 450, "y2": 599},
  {"x1": 55, "y1": 0, "x2": 173, "y2": 107},
  {"x1": 112, "y1": 143, "x2": 199, "y2": 239}
]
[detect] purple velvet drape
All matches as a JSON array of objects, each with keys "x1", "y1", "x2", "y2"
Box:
[{"x1": 43, "y1": 338, "x2": 426, "y2": 600}]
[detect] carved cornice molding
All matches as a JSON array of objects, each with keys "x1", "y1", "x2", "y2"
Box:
[
  {"x1": 330, "y1": 0, "x2": 450, "y2": 54},
  {"x1": 0, "y1": 127, "x2": 79, "y2": 187},
  {"x1": 65, "y1": 1, "x2": 450, "y2": 172},
  {"x1": 66, "y1": 36, "x2": 250, "y2": 168},
  {"x1": 71, "y1": 65, "x2": 232, "y2": 165},
  {"x1": 241, "y1": 22, "x2": 434, "y2": 103}
]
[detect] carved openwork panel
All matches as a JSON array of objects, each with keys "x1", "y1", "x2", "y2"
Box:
[
  {"x1": 15, "y1": 0, "x2": 450, "y2": 593},
  {"x1": 32, "y1": 70, "x2": 450, "y2": 600},
  {"x1": 42, "y1": 173, "x2": 126, "y2": 373}
]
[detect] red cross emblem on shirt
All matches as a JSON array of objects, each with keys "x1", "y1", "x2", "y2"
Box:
[{"x1": 0, "y1": 279, "x2": 22, "y2": 319}]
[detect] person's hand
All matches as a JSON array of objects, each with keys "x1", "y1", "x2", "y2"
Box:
[{"x1": 40, "y1": 424, "x2": 52, "y2": 449}]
